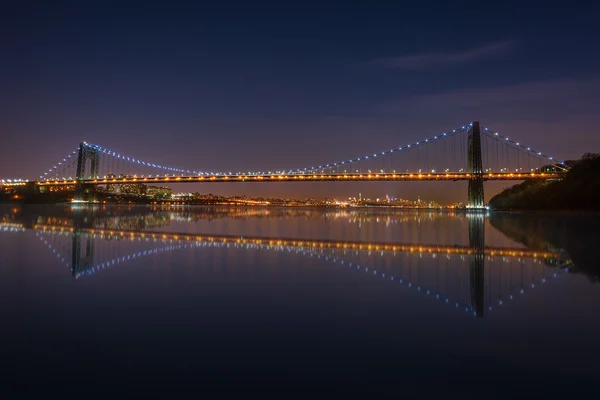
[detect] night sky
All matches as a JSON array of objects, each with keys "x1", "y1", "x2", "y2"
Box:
[{"x1": 2, "y1": 1, "x2": 600, "y2": 203}]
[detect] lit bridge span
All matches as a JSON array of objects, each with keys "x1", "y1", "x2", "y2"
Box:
[
  {"x1": 2, "y1": 121, "x2": 569, "y2": 207},
  {"x1": 33, "y1": 171, "x2": 562, "y2": 186}
]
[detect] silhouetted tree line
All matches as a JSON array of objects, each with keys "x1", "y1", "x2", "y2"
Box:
[{"x1": 489, "y1": 153, "x2": 600, "y2": 210}]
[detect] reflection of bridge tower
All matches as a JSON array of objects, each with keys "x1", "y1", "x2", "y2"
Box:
[
  {"x1": 468, "y1": 214, "x2": 485, "y2": 317},
  {"x1": 467, "y1": 121, "x2": 485, "y2": 208},
  {"x1": 71, "y1": 210, "x2": 96, "y2": 276},
  {"x1": 75, "y1": 142, "x2": 100, "y2": 201},
  {"x1": 71, "y1": 231, "x2": 95, "y2": 277}
]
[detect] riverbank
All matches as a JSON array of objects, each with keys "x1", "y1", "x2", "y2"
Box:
[{"x1": 489, "y1": 153, "x2": 600, "y2": 211}]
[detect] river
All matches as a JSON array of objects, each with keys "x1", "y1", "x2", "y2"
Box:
[{"x1": 1, "y1": 204, "x2": 599, "y2": 396}]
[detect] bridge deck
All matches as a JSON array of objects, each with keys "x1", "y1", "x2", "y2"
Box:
[{"x1": 31, "y1": 171, "x2": 565, "y2": 186}]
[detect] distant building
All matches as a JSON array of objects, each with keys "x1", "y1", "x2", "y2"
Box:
[
  {"x1": 147, "y1": 186, "x2": 172, "y2": 199},
  {"x1": 118, "y1": 183, "x2": 146, "y2": 196},
  {"x1": 103, "y1": 174, "x2": 147, "y2": 196},
  {"x1": 47, "y1": 184, "x2": 77, "y2": 193}
]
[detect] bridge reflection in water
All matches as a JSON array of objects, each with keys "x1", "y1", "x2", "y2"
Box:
[{"x1": 2, "y1": 207, "x2": 571, "y2": 318}]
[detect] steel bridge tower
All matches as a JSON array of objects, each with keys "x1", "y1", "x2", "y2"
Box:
[
  {"x1": 467, "y1": 121, "x2": 485, "y2": 208},
  {"x1": 75, "y1": 142, "x2": 100, "y2": 201},
  {"x1": 76, "y1": 142, "x2": 99, "y2": 180}
]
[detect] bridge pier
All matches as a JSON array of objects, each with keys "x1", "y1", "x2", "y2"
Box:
[
  {"x1": 74, "y1": 183, "x2": 97, "y2": 202},
  {"x1": 468, "y1": 121, "x2": 485, "y2": 209}
]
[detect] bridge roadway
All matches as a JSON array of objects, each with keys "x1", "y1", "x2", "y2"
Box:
[
  {"x1": 30, "y1": 171, "x2": 565, "y2": 186},
  {"x1": 30, "y1": 223, "x2": 564, "y2": 260}
]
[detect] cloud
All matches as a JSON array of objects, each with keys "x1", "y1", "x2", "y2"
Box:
[
  {"x1": 371, "y1": 41, "x2": 515, "y2": 69},
  {"x1": 381, "y1": 77, "x2": 600, "y2": 117}
]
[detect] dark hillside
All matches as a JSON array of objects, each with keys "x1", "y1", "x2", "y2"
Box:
[{"x1": 489, "y1": 154, "x2": 600, "y2": 211}]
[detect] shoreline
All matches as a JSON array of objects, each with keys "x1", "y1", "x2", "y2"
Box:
[{"x1": 1, "y1": 201, "x2": 462, "y2": 211}]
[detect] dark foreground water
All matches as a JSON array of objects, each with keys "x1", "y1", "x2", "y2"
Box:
[{"x1": 1, "y1": 205, "x2": 600, "y2": 397}]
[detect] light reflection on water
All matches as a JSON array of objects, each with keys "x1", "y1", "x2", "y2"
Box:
[{"x1": 1, "y1": 204, "x2": 599, "y2": 396}]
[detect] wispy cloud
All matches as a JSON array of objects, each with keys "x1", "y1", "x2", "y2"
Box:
[
  {"x1": 371, "y1": 41, "x2": 515, "y2": 69},
  {"x1": 380, "y1": 77, "x2": 600, "y2": 115}
]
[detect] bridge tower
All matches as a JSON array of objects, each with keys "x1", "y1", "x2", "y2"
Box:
[
  {"x1": 76, "y1": 142, "x2": 99, "y2": 180},
  {"x1": 75, "y1": 142, "x2": 99, "y2": 201},
  {"x1": 467, "y1": 121, "x2": 485, "y2": 209}
]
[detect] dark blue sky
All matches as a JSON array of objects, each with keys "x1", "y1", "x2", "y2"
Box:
[{"x1": 2, "y1": 1, "x2": 600, "y2": 202}]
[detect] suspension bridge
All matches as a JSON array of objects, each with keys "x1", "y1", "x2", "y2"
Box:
[
  {"x1": 1, "y1": 121, "x2": 567, "y2": 208},
  {"x1": 1, "y1": 209, "x2": 571, "y2": 318}
]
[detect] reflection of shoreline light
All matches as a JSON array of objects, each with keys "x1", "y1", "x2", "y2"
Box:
[
  {"x1": 0, "y1": 223, "x2": 25, "y2": 230},
  {"x1": 11, "y1": 206, "x2": 487, "y2": 227}
]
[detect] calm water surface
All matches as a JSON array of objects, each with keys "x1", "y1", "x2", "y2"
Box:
[{"x1": 1, "y1": 205, "x2": 599, "y2": 397}]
